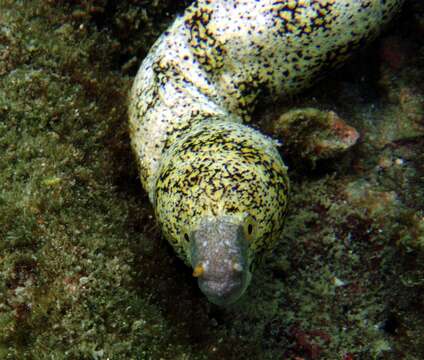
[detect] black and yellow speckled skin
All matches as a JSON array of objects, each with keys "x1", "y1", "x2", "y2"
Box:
[
  {"x1": 155, "y1": 119, "x2": 289, "y2": 267},
  {"x1": 129, "y1": 0, "x2": 404, "y2": 304}
]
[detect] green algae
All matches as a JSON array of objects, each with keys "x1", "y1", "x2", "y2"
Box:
[
  {"x1": 0, "y1": 1, "x2": 203, "y2": 358},
  {"x1": 0, "y1": 0, "x2": 424, "y2": 359}
]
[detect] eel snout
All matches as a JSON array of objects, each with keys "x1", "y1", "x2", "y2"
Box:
[{"x1": 190, "y1": 216, "x2": 252, "y2": 305}]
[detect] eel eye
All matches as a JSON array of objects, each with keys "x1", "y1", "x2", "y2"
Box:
[
  {"x1": 243, "y1": 214, "x2": 256, "y2": 239},
  {"x1": 245, "y1": 221, "x2": 255, "y2": 239}
]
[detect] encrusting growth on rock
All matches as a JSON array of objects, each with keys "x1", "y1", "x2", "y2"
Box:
[{"x1": 270, "y1": 108, "x2": 360, "y2": 166}]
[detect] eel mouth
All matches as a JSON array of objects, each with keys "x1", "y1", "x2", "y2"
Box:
[{"x1": 197, "y1": 273, "x2": 250, "y2": 306}]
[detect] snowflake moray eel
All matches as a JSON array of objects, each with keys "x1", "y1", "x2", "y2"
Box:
[{"x1": 129, "y1": 0, "x2": 404, "y2": 305}]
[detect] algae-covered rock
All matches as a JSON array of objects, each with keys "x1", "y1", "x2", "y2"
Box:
[
  {"x1": 270, "y1": 108, "x2": 359, "y2": 166},
  {"x1": 0, "y1": 1, "x2": 205, "y2": 358}
]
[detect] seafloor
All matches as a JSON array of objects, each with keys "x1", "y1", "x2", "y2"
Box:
[{"x1": 0, "y1": 1, "x2": 423, "y2": 359}]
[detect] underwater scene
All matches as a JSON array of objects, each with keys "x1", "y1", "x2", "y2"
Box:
[{"x1": 1, "y1": 0, "x2": 423, "y2": 359}]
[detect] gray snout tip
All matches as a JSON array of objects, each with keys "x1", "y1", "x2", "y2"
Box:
[{"x1": 198, "y1": 271, "x2": 249, "y2": 306}]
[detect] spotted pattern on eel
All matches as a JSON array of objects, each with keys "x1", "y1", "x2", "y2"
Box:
[{"x1": 129, "y1": 0, "x2": 404, "y2": 305}]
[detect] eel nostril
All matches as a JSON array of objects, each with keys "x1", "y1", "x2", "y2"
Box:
[{"x1": 232, "y1": 262, "x2": 243, "y2": 272}]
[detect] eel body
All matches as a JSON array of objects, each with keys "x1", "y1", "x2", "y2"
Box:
[{"x1": 129, "y1": 0, "x2": 404, "y2": 305}]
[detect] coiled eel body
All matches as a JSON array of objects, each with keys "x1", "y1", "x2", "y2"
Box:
[{"x1": 129, "y1": 0, "x2": 404, "y2": 305}]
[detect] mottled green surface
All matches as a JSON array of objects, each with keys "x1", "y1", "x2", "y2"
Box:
[{"x1": 1, "y1": 0, "x2": 424, "y2": 359}]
